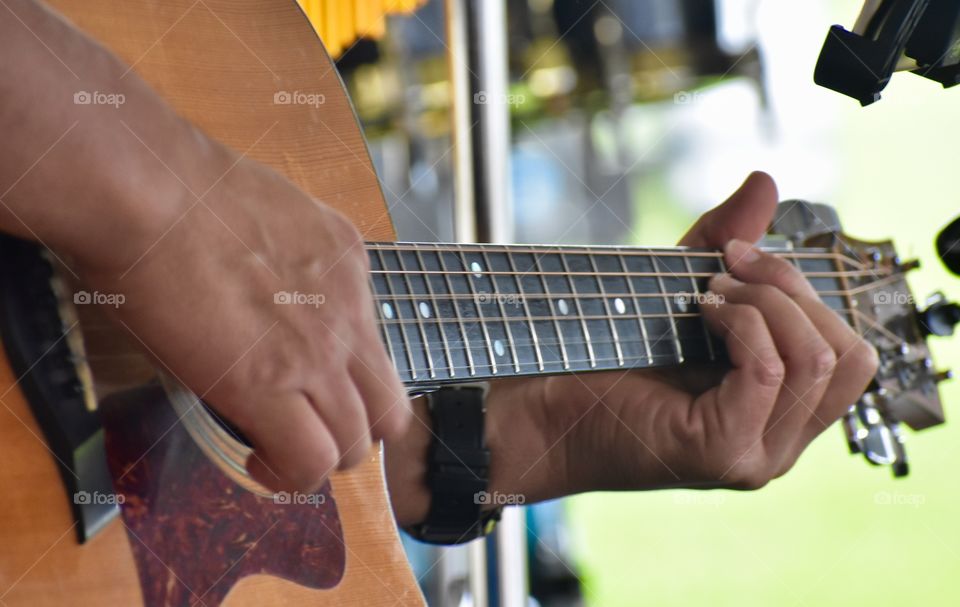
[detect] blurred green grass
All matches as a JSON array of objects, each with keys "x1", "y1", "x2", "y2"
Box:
[{"x1": 566, "y1": 60, "x2": 960, "y2": 606}]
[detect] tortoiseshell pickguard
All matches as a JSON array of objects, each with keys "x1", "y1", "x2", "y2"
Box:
[{"x1": 100, "y1": 386, "x2": 346, "y2": 606}]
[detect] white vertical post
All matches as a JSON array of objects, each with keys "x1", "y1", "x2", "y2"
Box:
[
  {"x1": 444, "y1": 1, "x2": 488, "y2": 606},
  {"x1": 469, "y1": 1, "x2": 528, "y2": 606},
  {"x1": 445, "y1": 0, "x2": 526, "y2": 605}
]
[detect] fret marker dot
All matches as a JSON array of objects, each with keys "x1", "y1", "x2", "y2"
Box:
[
  {"x1": 614, "y1": 297, "x2": 626, "y2": 314},
  {"x1": 381, "y1": 302, "x2": 394, "y2": 320},
  {"x1": 557, "y1": 298, "x2": 569, "y2": 315},
  {"x1": 494, "y1": 339, "x2": 505, "y2": 357},
  {"x1": 470, "y1": 261, "x2": 483, "y2": 278},
  {"x1": 418, "y1": 302, "x2": 432, "y2": 318}
]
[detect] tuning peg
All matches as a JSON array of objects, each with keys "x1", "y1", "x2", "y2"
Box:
[
  {"x1": 934, "y1": 369, "x2": 954, "y2": 383},
  {"x1": 919, "y1": 292, "x2": 960, "y2": 337},
  {"x1": 843, "y1": 393, "x2": 910, "y2": 477},
  {"x1": 898, "y1": 258, "x2": 921, "y2": 272}
]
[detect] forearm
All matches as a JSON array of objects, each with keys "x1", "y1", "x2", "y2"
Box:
[{"x1": 0, "y1": 0, "x2": 228, "y2": 267}]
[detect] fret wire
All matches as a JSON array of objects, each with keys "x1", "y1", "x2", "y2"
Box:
[
  {"x1": 400, "y1": 329, "x2": 738, "y2": 378},
  {"x1": 403, "y1": 332, "x2": 731, "y2": 360},
  {"x1": 369, "y1": 254, "x2": 399, "y2": 376},
  {"x1": 588, "y1": 252, "x2": 625, "y2": 367},
  {"x1": 618, "y1": 251, "x2": 654, "y2": 365},
  {"x1": 536, "y1": 253, "x2": 571, "y2": 370},
  {"x1": 508, "y1": 252, "x2": 545, "y2": 372},
  {"x1": 459, "y1": 244, "x2": 500, "y2": 375},
  {"x1": 651, "y1": 254, "x2": 684, "y2": 363},
  {"x1": 367, "y1": 243, "x2": 868, "y2": 271},
  {"x1": 391, "y1": 304, "x2": 868, "y2": 380},
  {"x1": 437, "y1": 247, "x2": 477, "y2": 377},
  {"x1": 374, "y1": 248, "x2": 418, "y2": 381},
  {"x1": 403, "y1": 349, "x2": 711, "y2": 377},
  {"x1": 414, "y1": 247, "x2": 456, "y2": 378},
  {"x1": 396, "y1": 248, "x2": 436, "y2": 379},
  {"x1": 481, "y1": 249, "x2": 521, "y2": 373},
  {"x1": 375, "y1": 294, "x2": 399, "y2": 374},
  {"x1": 394, "y1": 304, "x2": 855, "y2": 361},
  {"x1": 560, "y1": 252, "x2": 597, "y2": 368},
  {"x1": 369, "y1": 242, "x2": 881, "y2": 385},
  {"x1": 683, "y1": 253, "x2": 716, "y2": 362}
]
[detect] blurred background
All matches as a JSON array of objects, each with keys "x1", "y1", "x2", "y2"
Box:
[{"x1": 303, "y1": 0, "x2": 960, "y2": 604}]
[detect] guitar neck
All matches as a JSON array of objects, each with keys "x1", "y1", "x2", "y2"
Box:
[{"x1": 367, "y1": 242, "x2": 859, "y2": 391}]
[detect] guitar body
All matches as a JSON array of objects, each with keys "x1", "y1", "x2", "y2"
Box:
[{"x1": 0, "y1": 1, "x2": 422, "y2": 605}]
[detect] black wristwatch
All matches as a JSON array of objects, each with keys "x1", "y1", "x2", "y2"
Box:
[{"x1": 405, "y1": 386, "x2": 502, "y2": 545}]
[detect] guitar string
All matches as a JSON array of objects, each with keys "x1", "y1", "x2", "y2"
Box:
[
  {"x1": 366, "y1": 243, "x2": 871, "y2": 269},
  {"x1": 366, "y1": 266, "x2": 896, "y2": 310},
  {"x1": 374, "y1": 309, "x2": 854, "y2": 325},
  {"x1": 369, "y1": 268, "x2": 886, "y2": 279},
  {"x1": 369, "y1": 290, "x2": 854, "y2": 302}
]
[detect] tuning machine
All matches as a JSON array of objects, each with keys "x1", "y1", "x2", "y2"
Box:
[{"x1": 843, "y1": 392, "x2": 909, "y2": 477}]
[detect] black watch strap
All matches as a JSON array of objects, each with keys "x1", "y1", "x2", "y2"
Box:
[{"x1": 406, "y1": 386, "x2": 501, "y2": 545}]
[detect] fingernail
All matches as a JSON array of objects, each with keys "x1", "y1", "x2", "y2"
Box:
[{"x1": 725, "y1": 238, "x2": 760, "y2": 264}]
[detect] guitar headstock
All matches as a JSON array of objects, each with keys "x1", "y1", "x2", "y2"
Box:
[{"x1": 771, "y1": 201, "x2": 953, "y2": 477}]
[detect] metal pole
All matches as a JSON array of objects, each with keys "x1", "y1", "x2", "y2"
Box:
[
  {"x1": 446, "y1": 0, "x2": 526, "y2": 605},
  {"x1": 469, "y1": 1, "x2": 528, "y2": 606},
  {"x1": 446, "y1": 0, "x2": 478, "y2": 245},
  {"x1": 470, "y1": 0, "x2": 514, "y2": 244},
  {"x1": 444, "y1": 1, "x2": 488, "y2": 606}
]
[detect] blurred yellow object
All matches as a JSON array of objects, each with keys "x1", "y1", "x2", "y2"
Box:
[{"x1": 298, "y1": 0, "x2": 427, "y2": 57}]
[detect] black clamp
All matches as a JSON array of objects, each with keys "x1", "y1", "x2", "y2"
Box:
[{"x1": 405, "y1": 386, "x2": 502, "y2": 545}]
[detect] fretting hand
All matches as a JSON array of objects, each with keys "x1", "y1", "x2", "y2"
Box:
[{"x1": 388, "y1": 172, "x2": 880, "y2": 525}]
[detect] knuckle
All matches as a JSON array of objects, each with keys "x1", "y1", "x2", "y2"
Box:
[
  {"x1": 767, "y1": 256, "x2": 801, "y2": 285},
  {"x1": 289, "y1": 447, "x2": 338, "y2": 491},
  {"x1": 724, "y1": 456, "x2": 773, "y2": 490},
  {"x1": 749, "y1": 350, "x2": 786, "y2": 387},
  {"x1": 245, "y1": 351, "x2": 303, "y2": 392},
  {"x1": 337, "y1": 438, "x2": 372, "y2": 470},
  {"x1": 326, "y1": 211, "x2": 367, "y2": 264},
  {"x1": 752, "y1": 283, "x2": 784, "y2": 306},
  {"x1": 852, "y1": 338, "x2": 880, "y2": 379},
  {"x1": 372, "y1": 398, "x2": 412, "y2": 440},
  {"x1": 803, "y1": 342, "x2": 837, "y2": 379},
  {"x1": 728, "y1": 304, "x2": 763, "y2": 334}
]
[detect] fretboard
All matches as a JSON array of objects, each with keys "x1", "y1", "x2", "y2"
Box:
[{"x1": 367, "y1": 242, "x2": 857, "y2": 390}]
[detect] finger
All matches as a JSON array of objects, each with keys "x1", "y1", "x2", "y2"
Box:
[
  {"x1": 306, "y1": 375, "x2": 374, "y2": 471},
  {"x1": 698, "y1": 298, "x2": 783, "y2": 440},
  {"x1": 239, "y1": 392, "x2": 340, "y2": 493},
  {"x1": 723, "y1": 238, "x2": 816, "y2": 297},
  {"x1": 720, "y1": 240, "x2": 879, "y2": 459},
  {"x1": 350, "y1": 348, "x2": 411, "y2": 442},
  {"x1": 679, "y1": 171, "x2": 779, "y2": 248},
  {"x1": 710, "y1": 273, "x2": 835, "y2": 456}
]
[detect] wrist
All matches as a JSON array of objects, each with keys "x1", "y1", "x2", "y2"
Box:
[
  {"x1": 485, "y1": 378, "x2": 564, "y2": 506},
  {"x1": 384, "y1": 380, "x2": 562, "y2": 528}
]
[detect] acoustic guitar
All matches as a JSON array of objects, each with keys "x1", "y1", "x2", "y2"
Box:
[{"x1": 0, "y1": 1, "x2": 949, "y2": 606}]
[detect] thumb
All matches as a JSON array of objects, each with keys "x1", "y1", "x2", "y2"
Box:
[{"x1": 678, "y1": 171, "x2": 779, "y2": 247}]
